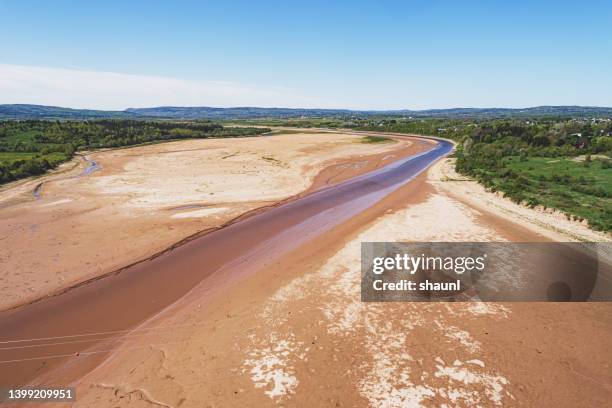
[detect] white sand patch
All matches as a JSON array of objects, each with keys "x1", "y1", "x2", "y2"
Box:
[
  {"x1": 40, "y1": 198, "x2": 73, "y2": 207},
  {"x1": 395, "y1": 194, "x2": 504, "y2": 242},
  {"x1": 362, "y1": 381, "x2": 435, "y2": 408},
  {"x1": 243, "y1": 334, "x2": 304, "y2": 400},
  {"x1": 170, "y1": 207, "x2": 228, "y2": 219},
  {"x1": 261, "y1": 273, "x2": 315, "y2": 326},
  {"x1": 329, "y1": 301, "x2": 365, "y2": 334},
  {"x1": 359, "y1": 310, "x2": 436, "y2": 408},
  {"x1": 269, "y1": 274, "x2": 312, "y2": 303},
  {"x1": 443, "y1": 325, "x2": 481, "y2": 353},
  {"x1": 467, "y1": 359, "x2": 486, "y2": 367},
  {"x1": 243, "y1": 192, "x2": 514, "y2": 405},
  {"x1": 467, "y1": 302, "x2": 510, "y2": 317},
  {"x1": 248, "y1": 356, "x2": 297, "y2": 399},
  {"x1": 92, "y1": 132, "x2": 403, "y2": 209},
  {"x1": 434, "y1": 358, "x2": 511, "y2": 406}
]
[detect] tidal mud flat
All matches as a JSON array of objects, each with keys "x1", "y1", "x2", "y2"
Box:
[
  {"x1": 0, "y1": 130, "x2": 434, "y2": 388},
  {"x1": 0, "y1": 130, "x2": 415, "y2": 311},
  {"x1": 0, "y1": 131, "x2": 609, "y2": 408},
  {"x1": 36, "y1": 138, "x2": 610, "y2": 408},
  {"x1": 70, "y1": 149, "x2": 608, "y2": 408}
]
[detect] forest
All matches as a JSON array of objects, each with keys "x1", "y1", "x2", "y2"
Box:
[
  {"x1": 0, "y1": 120, "x2": 269, "y2": 184},
  {"x1": 362, "y1": 117, "x2": 612, "y2": 231}
]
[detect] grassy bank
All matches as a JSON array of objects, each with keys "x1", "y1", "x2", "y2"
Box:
[
  {"x1": 482, "y1": 156, "x2": 610, "y2": 230},
  {"x1": 361, "y1": 135, "x2": 392, "y2": 144}
]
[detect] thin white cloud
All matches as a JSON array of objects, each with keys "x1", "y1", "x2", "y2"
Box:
[{"x1": 0, "y1": 64, "x2": 326, "y2": 110}]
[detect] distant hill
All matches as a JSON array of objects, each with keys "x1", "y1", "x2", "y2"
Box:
[
  {"x1": 126, "y1": 105, "x2": 612, "y2": 119},
  {"x1": 1, "y1": 104, "x2": 612, "y2": 120},
  {"x1": 397, "y1": 106, "x2": 612, "y2": 118},
  {"x1": 0, "y1": 104, "x2": 131, "y2": 119},
  {"x1": 125, "y1": 106, "x2": 357, "y2": 119}
]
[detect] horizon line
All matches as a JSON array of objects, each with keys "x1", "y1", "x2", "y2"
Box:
[{"x1": 2, "y1": 103, "x2": 612, "y2": 112}]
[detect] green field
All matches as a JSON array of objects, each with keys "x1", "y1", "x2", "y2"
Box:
[
  {"x1": 490, "y1": 156, "x2": 611, "y2": 231},
  {"x1": 361, "y1": 135, "x2": 392, "y2": 144},
  {"x1": 0, "y1": 151, "x2": 71, "y2": 182}
]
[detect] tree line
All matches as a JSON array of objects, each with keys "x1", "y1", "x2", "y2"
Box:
[{"x1": 0, "y1": 120, "x2": 269, "y2": 184}]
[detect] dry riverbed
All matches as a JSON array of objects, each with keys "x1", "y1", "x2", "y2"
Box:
[
  {"x1": 1, "y1": 132, "x2": 610, "y2": 407},
  {"x1": 0, "y1": 131, "x2": 410, "y2": 310},
  {"x1": 53, "y1": 154, "x2": 611, "y2": 408}
]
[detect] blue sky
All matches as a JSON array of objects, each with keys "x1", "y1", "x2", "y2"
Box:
[{"x1": 1, "y1": 0, "x2": 611, "y2": 109}]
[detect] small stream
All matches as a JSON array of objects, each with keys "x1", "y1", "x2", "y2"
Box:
[{"x1": 31, "y1": 155, "x2": 101, "y2": 200}]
